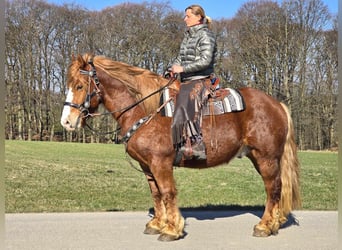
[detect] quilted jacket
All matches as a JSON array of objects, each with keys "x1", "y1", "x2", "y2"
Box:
[{"x1": 173, "y1": 23, "x2": 217, "y2": 81}]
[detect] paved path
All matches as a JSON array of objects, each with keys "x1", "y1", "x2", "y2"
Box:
[{"x1": 6, "y1": 210, "x2": 338, "y2": 250}]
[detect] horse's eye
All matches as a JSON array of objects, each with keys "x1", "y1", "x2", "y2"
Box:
[{"x1": 76, "y1": 85, "x2": 83, "y2": 91}]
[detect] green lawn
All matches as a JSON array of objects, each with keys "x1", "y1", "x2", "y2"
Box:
[{"x1": 5, "y1": 140, "x2": 337, "y2": 213}]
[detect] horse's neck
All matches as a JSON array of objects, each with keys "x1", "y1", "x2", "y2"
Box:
[{"x1": 99, "y1": 76, "x2": 147, "y2": 135}]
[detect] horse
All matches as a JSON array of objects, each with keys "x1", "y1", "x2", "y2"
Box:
[{"x1": 60, "y1": 53, "x2": 301, "y2": 241}]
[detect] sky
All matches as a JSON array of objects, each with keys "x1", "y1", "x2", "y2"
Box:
[{"x1": 47, "y1": 0, "x2": 338, "y2": 20}]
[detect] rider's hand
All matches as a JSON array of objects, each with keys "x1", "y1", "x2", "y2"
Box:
[{"x1": 171, "y1": 65, "x2": 184, "y2": 74}]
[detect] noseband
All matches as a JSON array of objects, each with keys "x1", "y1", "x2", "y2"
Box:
[{"x1": 63, "y1": 60, "x2": 101, "y2": 116}]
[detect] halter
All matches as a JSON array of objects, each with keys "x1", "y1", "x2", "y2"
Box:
[{"x1": 63, "y1": 59, "x2": 101, "y2": 116}]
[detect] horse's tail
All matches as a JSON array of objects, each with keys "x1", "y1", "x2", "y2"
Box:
[{"x1": 279, "y1": 103, "x2": 302, "y2": 220}]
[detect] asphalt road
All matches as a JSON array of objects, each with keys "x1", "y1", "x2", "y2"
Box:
[{"x1": 5, "y1": 210, "x2": 338, "y2": 250}]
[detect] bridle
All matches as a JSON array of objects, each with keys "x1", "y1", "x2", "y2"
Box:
[{"x1": 63, "y1": 59, "x2": 101, "y2": 117}]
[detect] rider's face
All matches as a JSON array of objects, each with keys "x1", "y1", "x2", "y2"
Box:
[{"x1": 184, "y1": 9, "x2": 201, "y2": 27}]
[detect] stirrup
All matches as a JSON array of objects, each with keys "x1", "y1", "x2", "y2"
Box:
[{"x1": 191, "y1": 141, "x2": 206, "y2": 160}]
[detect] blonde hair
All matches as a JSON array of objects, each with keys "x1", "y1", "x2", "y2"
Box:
[{"x1": 185, "y1": 4, "x2": 212, "y2": 29}]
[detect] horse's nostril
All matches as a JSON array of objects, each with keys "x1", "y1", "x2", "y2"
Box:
[{"x1": 61, "y1": 119, "x2": 70, "y2": 127}]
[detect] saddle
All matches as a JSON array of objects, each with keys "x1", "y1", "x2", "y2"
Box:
[{"x1": 160, "y1": 79, "x2": 245, "y2": 118}]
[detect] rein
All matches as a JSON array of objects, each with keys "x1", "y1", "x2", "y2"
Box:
[{"x1": 95, "y1": 75, "x2": 177, "y2": 121}]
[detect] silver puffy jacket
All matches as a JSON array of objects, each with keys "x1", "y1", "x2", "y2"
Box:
[{"x1": 173, "y1": 23, "x2": 217, "y2": 82}]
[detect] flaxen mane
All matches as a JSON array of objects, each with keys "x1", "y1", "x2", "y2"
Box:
[{"x1": 87, "y1": 53, "x2": 166, "y2": 114}]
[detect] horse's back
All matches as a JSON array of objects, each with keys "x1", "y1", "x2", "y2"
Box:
[{"x1": 238, "y1": 87, "x2": 285, "y2": 111}]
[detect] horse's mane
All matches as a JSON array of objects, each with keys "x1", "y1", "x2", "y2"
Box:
[{"x1": 69, "y1": 53, "x2": 169, "y2": 114}]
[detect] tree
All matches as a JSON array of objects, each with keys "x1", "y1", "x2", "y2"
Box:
[{"x1": 281, "y1": 0, "x2": 331, "y2": 148}]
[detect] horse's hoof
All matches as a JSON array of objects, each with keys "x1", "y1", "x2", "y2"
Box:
[
  {"x1": 144, "y1": 227, "x2": 161, "y2": 235},
  {"x1": 279, "y1": 216, "x2": 288, "y2": 226},
  {"x1": 253, "y1": 224, "x2": 271, "y2": 237},
  {"x1": 158, "y1": 233, "x2": 179, "y2": 241},
  {"x1": 271, "y1": 228, "x2": 279, "y2": 235}
]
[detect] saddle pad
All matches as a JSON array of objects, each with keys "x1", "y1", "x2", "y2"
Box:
[
  {"x1": 160, "y1": 87, "x2": 245, "y2": 117},
  {"x1": 160, "y1": 87, "x2": 175, "y2": 117},
  {"x1": 202, "y1": 88, "x2": 245, "y2": 116}
]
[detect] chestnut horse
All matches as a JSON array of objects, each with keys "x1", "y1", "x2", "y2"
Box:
[{"x1": 60, "y1": 53, "x2": 301, "y2": 241}]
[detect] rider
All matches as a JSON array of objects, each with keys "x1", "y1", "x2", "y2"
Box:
[{"x1": 170, "y1": 4, "x2": 217, "y2": 160}]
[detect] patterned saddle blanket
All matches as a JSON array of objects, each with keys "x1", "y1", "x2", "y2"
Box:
[{"x1": 160, "y1": 87, "x2": 245, "y2": 117}]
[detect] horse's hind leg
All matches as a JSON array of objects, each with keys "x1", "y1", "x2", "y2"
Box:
[
  {"x1": 143, "y1": 173, "x2": 167, "y2": 235},
  {"x1": 253, "y1": 158, "x2": 282, "y2": 237}
]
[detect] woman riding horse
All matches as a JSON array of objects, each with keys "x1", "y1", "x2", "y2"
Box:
[{"x1": 170, "y1": 4, "x2": 217, "y2": 161}]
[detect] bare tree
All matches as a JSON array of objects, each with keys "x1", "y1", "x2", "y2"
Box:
[
  {"x1": 281, "y1": 0, "x2": 331, "y2": 148},
  {"x1": 94, "y1": 2, "x2": 183, "y2": 73}
]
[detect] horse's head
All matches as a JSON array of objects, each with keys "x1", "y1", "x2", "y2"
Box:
[{"x1": 60, "y1": 54, "x2": 101, "y2": 131}]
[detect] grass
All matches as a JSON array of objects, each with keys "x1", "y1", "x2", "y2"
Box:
[{"x1": 5, "y1": 140, "x2": 337, "y2": 213}]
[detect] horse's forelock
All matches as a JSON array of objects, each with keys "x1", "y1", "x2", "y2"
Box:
[
  {"x1": 67, "y1": 53, "x2": 92, "y2": 88},
  {"x1": 67, "y1": 64, "x2": 78, "y2": 88}
]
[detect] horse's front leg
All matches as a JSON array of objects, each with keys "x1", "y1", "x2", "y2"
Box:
[
  {"x1": 158, "y1": 183, "x2": 185, "y2": 241},
  {"x1": 148, "y1": 162, "x2": 185, "y2": 241},
  {"x1": 144, "y1": 173, "x2": 167, "y2": 235}
]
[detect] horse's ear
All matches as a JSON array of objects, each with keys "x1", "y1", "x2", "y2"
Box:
[
  {"x1": 71, "y1": 53, "x2": 84, "y2": 64},
  {"x1": 76, "y1": 54, "x2": 86, "y2": 65}
]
